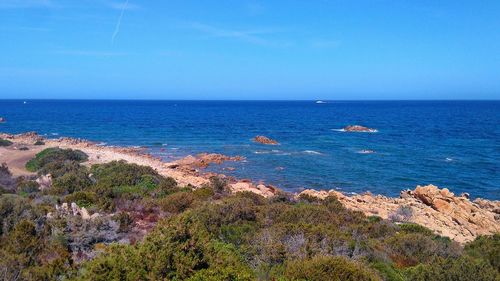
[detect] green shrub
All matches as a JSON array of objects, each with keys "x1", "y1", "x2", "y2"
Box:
[
  {"x1": 114, "y1": 212, "x2": 133, "y2": 233},
  {"x1": 25, "y1": 148, "x2": 88, "y2": 172},
  {"x1": 160, "y1": 191, "x2": 196, "y2": 213},
  {"x1": 465, "y1": 234, "x2": 500, "y2": 271},
  {"x1": 16, "y1": 180, "x2": 39, "y2": 194},
  {"x1": 91, "y1": 161, "x2": 162, "y2": 189},
  {"x1": 282, "y1": 256, "x2": 382, "y2": 281},
  {"x1": 51, "y1": 167, "x2": 92, "y2": 195},
  {"x1": 398, "y1": 223, "x2": 433, "y2": 236},
  {"x1": 64, "y1": 191, "x2": 98, "y2": 208},
  {"x1": 0, "y1": 138, "x2": 13, "y2": 147},
  {"x1": 77, "y1": 212, "x2": 253, "y2": 280},
  {"x1": 404, "y1": 256, "x2": 500, "y2": 281},
  {"x1": 370, "y1": 261, "x2": 405, "y2": 281},
  {"x1": 0, "y1": 194, "x2": 42, "y2": 236}
]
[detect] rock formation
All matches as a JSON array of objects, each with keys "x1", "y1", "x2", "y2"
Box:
[
  {"x1": 36, "y1": 174, "x2": 52, "y2": 190},
  {"x1": 51, "y1": 202, "x2": 99, "y2": 220},
  {"x1": 298, "y1": 185, "x2": 500, "y2": 244},
  {"x1": 343, "y1": 125, "x2": 377, "y2": 133},
  {"x1": 172, "y1": 153, "x2": 244, "y2": 170},
  {"x1": 253, "y1": 135, "x2": 279, "y2": 145}
]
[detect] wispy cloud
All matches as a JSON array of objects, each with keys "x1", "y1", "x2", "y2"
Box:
[
  {"x1": 188, "y1": 22, "x2": 286, "y2": 46},
  {"x1": 54, "y1": 50, "x2": 129, "y2": 56},
  {"x1": 0, "y1": 0, "x2": 54, "y2": 9},
  {"x1": 111, "y1": 0, "x2": 129, "y2": 44},
  {"x1": 108, "y1": 1, "x2": 139, "y2": 11}
]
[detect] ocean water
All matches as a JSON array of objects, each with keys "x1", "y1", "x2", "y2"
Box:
[{"x1": 1, "y1": 100, "x2": 499, "y2": 199}]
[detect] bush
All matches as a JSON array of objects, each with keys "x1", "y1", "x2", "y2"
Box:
[
  {"x1": 398, "y1": 223, "x2": 433, "y2": 236},
  {"x1": 91, "y1": 161, "x2": 162, "y2": 189},
  {"x1": 51, "y1": 166, "x2": 92, "y2": 195},
  {"x1": 404, "y1": 256, "x2": 500, "y2": 281},
  {"x1": 160, "y1": 192, "x2": 196, "y2": 214},
  {"x1": 64, "y1": 191, "x2": 98, "y2": 208},
  {"x1": 16, "y1": 180, "x2": 40, "y2": 194},
  {"x1": 465, "y1": 234, "x2": 500, "y2": 272},
  {"x1": 0, "y1": 138, "x2": 13, "y2": 147},
  {"x1": 34, "y1": 141, "x2": 45, "y2": 146},
  {"x1": 282, "y1": 256, "x2": 382, "y2": 281},
  {"x1": 25, "y1": 148, "x2": 88, "y2": 172},
  {"x1": 0, "y1": 163, "x2": 16, "y2": 191}
]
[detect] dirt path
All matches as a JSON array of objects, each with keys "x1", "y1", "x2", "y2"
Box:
[{"x1": 0, "y1": 146, "x2": 43, "y2": 177}]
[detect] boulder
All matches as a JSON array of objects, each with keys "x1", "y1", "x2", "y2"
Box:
[{"x1": 253, "y1": 136, "x2": 279, "y2": 145}]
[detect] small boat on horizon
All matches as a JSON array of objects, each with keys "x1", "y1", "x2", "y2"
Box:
[{"x1": 315, "y1": 100, "x2": 327, "y2": 104}]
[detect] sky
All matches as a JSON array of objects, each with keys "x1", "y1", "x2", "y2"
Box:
[{"x1": 0, "y1": 0, "x2": 499, "y2": 100}]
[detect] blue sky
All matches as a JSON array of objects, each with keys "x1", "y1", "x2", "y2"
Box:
[{"x1": 0, "y1": 0, "x2": 499, "y2": 100}]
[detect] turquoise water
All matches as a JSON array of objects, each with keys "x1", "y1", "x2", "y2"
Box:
[{"x1": 1, "y1": 100, "x2": 498, "y2": 199}]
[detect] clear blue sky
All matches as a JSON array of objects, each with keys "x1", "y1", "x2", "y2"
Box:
[{"x1": 1, "y1": 0, "x2": 499, "y2": 100}]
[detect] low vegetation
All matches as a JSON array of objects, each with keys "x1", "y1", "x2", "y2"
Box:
[
  {"x1": 0, "y1": 148, "x2": 498, "y2": 280},
  {"x1": 0, "y1": 138, "x2": 13, "y2": 147}
]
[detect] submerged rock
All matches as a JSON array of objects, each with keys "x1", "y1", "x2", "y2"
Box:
[
  {"x1": 343, "y1": 125, "x2": 377, "y2": 133},
  {"x1": 253, "y1": 135, "x2": 279, "y2": 145}
]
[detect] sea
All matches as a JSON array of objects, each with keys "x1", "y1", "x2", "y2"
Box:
[{"x1": 0, "y1": 100, "x2": 498, "y2": 200}]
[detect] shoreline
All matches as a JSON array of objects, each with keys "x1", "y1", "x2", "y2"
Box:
[{"x1": 1, "y1": 131, "x2": 499, "y2": 243}]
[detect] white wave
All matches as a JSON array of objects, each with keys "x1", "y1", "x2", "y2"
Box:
[
  {"x1": 96, "y1": 142, "x2": 107, "y2": 146},
  {"x1": 303, "y1": 150, "x2": 322, "y2": 155},
  {"x1": 170, "y1": 147, "x2": 179, "y2": 150},
  {"x1": 356, "y1": 150, "x2": 375, "y2": 154},
  {"x1": 331, "y1": 128, "x2": 378, "y2": 133},
  {"x1": 50, "y1": 133, "x2": 59, "y2": 136},
  {"x1": 162, "y1": 143, "x2": 168, "y2": 146},
  {"x1": 254, "y1": 150, "x2": 271, "y2": 154},
  {"x1": 445, "y1": 157, "x2": 453, "y2": 162}
]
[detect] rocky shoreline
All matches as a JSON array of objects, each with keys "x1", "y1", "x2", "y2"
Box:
[{"x1": 1, "y1": 131, "x2": 499, "y2": 244}]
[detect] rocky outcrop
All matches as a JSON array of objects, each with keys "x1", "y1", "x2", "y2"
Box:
[
  {"x1": 298, "y1": 185, "x2": 500, "y2": 244},
  {"x1": 343, "y1": 125, "x2": 377, "y2": 133},
  {"x1": 229, "y1": 180, "x2": 277, "y2": 198},
  {"x1": 36, "y1": 174, "x2": 52, "y2": 190},
  {"x1": 253, "y1": 136, "x2": 279, "y2": 145},
  {"x1": 173, "y1": 153, "x2": 245, "y2": 170},
  {"x1": 49, "y1": 202, "x2": 99, "y2": 220}
]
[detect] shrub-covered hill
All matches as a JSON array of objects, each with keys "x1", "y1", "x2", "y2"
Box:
[{"x1": 0, "y1": 148, "x2": 498, "y2": 281}]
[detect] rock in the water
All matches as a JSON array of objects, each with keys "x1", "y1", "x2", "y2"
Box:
[
  {"x1": 253, "y1": 135, "x2": 279, "y2": 145},
  {"x1": 343, "y1": 125, "x2": 377, "y2": 133},
  {"x1": 0, "y1": 117, "x2": 5, "y2": 123}
]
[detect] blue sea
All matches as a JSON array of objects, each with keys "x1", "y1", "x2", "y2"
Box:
[{"x1": 1, "y1": 100, "x2": 499, "y2": 200}]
